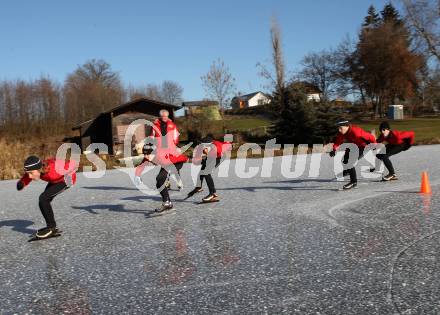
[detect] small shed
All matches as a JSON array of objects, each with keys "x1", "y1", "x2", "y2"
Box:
[
  {"x1": 72, "y1": 98, "x2": 181, "y2": 155},
  {"x1": 388, "y1": 105, "x2": 404, "y2": 120}
]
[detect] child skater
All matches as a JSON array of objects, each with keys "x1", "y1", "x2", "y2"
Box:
[
  {"x1": 372, "y1": 121, "x2": 415, "y2": 181},
  {"x1": 16, "y1": 155, "x2": 77, "y2": 239},
  {"x1": 185, "y1": 135, "x2": 232, "y2": 202},
  {"x1": 329, "y1": 119, "x2": 376, "y2": 190}
]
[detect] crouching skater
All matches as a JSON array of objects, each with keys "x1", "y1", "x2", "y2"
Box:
[
  {"x1": 329, "y1": 119, "x2": 376, "y2": 190},
  {"x1": 373, "y1": 121, "x2": 415, "y2": 181},
  {"x1": 16, "y1": 156, "x2": 77, "y2": 239},
  {"x1": 135, "y1": 129, "x2": 188, "y2": 213},
  {"x1": 185, "y1": 135, "x2": 232, "y2": 203}
]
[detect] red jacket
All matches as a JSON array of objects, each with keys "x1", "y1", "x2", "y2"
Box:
[
  {"x1": 150, "y1": 118, "x2": 179, "y2": 145},
  {"x1": 151, "y1": 118, "x2": 187, "y2": 165},
  {"x1": 135, "y1": 119, "x2": 187, "y2": 175},
  {"x1": 192, "y1": 140, "x2": 232, "y2": 164},
  {"x1": 212, "y1": 140, "x2": 232, "y2": 158},
  {"x1": 19, "y1": 158, "x2": 77, "y2": 188},
  {"x1": 333, "y1": 124, "x2": 376, "y2": 151},
  {"x1": 377, "y1": 130, "x2": 415, "y2": 145}
]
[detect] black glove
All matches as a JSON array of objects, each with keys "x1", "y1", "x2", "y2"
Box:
[
  {"x1": 403, "y1": 139, "x2": 412, "y2": 151},
  {"x1": 329, "y1": 150, "x2": 336, "y2": 157},
  {"x1": 142, "y1": 144, "x2": 154, "y2": 155},
  {"x1": 17, "y1": 180, "x2": 24, "y2": 191}
]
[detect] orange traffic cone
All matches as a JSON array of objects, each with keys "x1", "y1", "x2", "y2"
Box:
[{"x1": 420, "y1": 171, "x2": 432, "y2": 194}]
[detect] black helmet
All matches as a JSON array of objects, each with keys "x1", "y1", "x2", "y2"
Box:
[
  {"x1": 379, "y1": 121, "x2": 391, "y2": 131},
  {"x1": 24, "y1": 156, "x2": 42, "y2": 171},
  {"x1": 142, "y1": 144, "x2": 155, "y2": 155},
  {"x1": 201, "y1": 135, "x2": 213, "y2": 144},
  {"x1": 335, "y1": 119, "x2": 350, "y2": 127}
]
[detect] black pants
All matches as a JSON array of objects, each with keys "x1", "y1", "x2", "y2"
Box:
[
  {"x1": 157, "y1": 162, "x2": 184, "y2": 202},
  {"x1": 376, "y1": 144, "x2": 405, "y2": 175},
  {"x1": 198, "y1": 157, "x2": 221, "y2": 194},
  {"x1": 343, "y1": 147, "x2": 364, "y2": 183},
  {"x1": 39, "y1": 182, "x2": 68, "y2": 228}
]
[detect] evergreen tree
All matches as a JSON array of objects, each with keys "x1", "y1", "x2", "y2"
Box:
[
  {"x1": 363, "y1": 5, "x2": 380, "y2": 28},
  {"x1": 381, "y1": 2, "x2": 402, "y2": 26},
  {"x1": 351, "y1": 3, "x2": 422, "y2": 117},
  {"x1": 270, "y1": 85, "x2": 316, "y2": 145},
  {"x1": 313, "y1": 102, "x2": 339, "y2": 144}
]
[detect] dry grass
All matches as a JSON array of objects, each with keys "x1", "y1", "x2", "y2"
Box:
[
  {"x1": 0, "y1": 136, "x2": 121, "y2": 180},
  {"x1": 0, "y1": 137, "x2": 64, "y2": 180}
]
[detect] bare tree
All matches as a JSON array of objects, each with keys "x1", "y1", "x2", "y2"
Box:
[
  {"x1": 0, "y1": 77, "x2": 64, "y2": 135},
  {"x1": 64, "y1": 59, "x2": 123, "y2": 123},
  {"x1": 201, "y1": 58, "x2": 236, "y2": 109},
  {"x1": 125, "y1": 84, "x2": 146, "y2": 101},
  {"x1": 145, "y1": 84, "x2": 162, "y2": 101},
  {"x1": 299, "y1": 49, "x2": 338, "y2": 101},
  {"x1": 271, "y1": 18, "x2": 286, "y2": 93},
  {"x1": 333, "y1": 36, "x2": 366, "y2": 101},
  {"x1": 126, "y1": 80, "x2": 184, "y2": 105},
  {"x1": 257, "y1": 17, "x2": 286, "y2": 93},
  {"x1": 160, "y1": 80, "x2": 183, "y2": 105},
  {"x1": 400, "y1": 0, "x2": 440, "y2": 62}
]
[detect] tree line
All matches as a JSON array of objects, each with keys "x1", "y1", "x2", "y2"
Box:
[
  {"x1": 1, "y1": 1, "x2": 439, "y2": 141},
  {"x1": 197, "y1": 1, "x2": 440, "y2": 116},
  {"x1": 297, "y1": 2, "x2": 440, "y2": 116},
  {"x1": 264, "y1": 1, "x2": 440, "y2": 145},
  {"x1": 0, "y1": 59, "x2": 184, "y2": 137}
]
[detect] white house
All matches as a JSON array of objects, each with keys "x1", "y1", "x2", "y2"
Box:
[
  {"x1": 290, "y1": 81, "x2": 322, "y2": 102},
  {"x1": 307, "y1": 92, "x2": 321, "y2": 102},
  {"x1": 231, "y1": 91, "x2": 271, "y2": 109}
]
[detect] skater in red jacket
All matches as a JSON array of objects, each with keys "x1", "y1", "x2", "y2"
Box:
[
  {"x1": 16, "y1": 156, "x2": 77, "y2": 239},
  {"x1": 150, "y1": 109, "x2": 183, "y2": 190},
  {"x1": 373, "y1": 121, "x2": 415, "y2": 181},
  {"x1": 185, "y1": 135, "x2": 232, "y2": 203},
  {"x1": 135, "y1": 109, "x2": 188, "y2": 212},
  {"x1": 329, "y1": 119, "x2": 376, "y2": 190}
]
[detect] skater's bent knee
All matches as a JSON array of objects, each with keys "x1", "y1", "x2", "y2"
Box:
[{"x1": 39, "y1": 193, "x2": 50, "y2": 203}]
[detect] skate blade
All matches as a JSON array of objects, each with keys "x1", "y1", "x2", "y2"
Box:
[
  {"x1": 339, "y1": 187, "x2": 358, "y2": 191},
  {"x1": 28, "y1": 233, "x2": 62, "y2": 242},
  {"x1": 198, "y1": 199, "x2": 220, "y2": 204},
  {"x1": 28, "y1": 229, "x2": 62, "y2": 238},
  {"x1": 380, "y1": 178, "x2": 398, "y2": 182}
]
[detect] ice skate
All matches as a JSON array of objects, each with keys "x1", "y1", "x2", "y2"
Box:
[{"x1": 201, "y1": 193, "x2": 219, "y2": 203}]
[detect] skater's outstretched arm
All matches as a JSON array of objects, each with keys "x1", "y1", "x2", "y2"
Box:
[
  {"x1": 134, "y1": 154, "x2": 157, "y2": 177},
  {"x1": 332, "y1": 132, "x2": 345, "y2": 151},
  {"x1": 398, "y1": 130, "x2": 415, "y2": 147},
  {"x1": 17, "y1": 174, "x2": 31, "y2": 191},
  {"x1": 376, "y1": 134, "x2": 384, "y2": 143},
  {"x1": 360, "y1": 129, "x2": 376, "y2": 144}
]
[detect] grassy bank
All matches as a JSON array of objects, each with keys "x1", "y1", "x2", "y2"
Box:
[
  {"x1": 1, "y1": 117, "x2": 439, "y2": 181},
  {"x1": 179, "y1": 116, "x2": 440, "y2": 144},
  {"x1": 355, "y1": 118, "x2": 440, "y2": 144}
]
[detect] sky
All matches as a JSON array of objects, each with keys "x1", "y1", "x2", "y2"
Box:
[{"x1": 0, "y1": 0, "x2": 400, "y2": 101}]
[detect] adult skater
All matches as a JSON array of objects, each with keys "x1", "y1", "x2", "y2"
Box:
[
  {"x1": 135, "y1": 109, "x2": 188, "y2": 212},
  {"x1": 150, "y1": 109, "x2": 183, "y2": 190},
  {"x1": 373, "y1": 121, "x2": 415, "y2": 181},
  {"x1": 16, "y1": 156, "x2": 77, "y2": 239},
  {"x1": 185, "y1": 135, "x2": 232, "y2": 202},
  {"x1": 329, "y1": 119, "x2": 376, "y2": 190}
]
